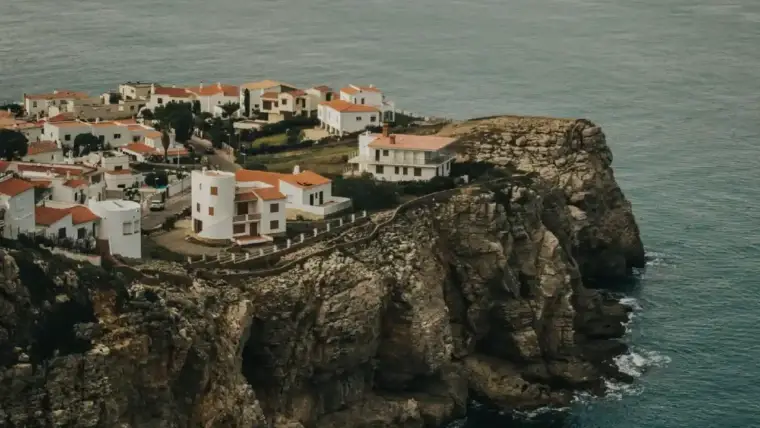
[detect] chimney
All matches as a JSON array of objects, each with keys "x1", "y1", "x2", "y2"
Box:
[
  {"x1": 389, "y1": 135, "x2": 396, "y2": 145},
  {"x1": 382, "y1": 122, "x2": 390, "y2": 137},
  {"x1": 217, "y1": 82, "x2": 222, "y2": 89},
  {"x1": 151, "y1": 83, "x2": 156, "y2": 94},
  {"x1": 293, "y1": 165, "x2": 300, "y2": 174},
  {"x1": 199, "y1": 82, "x2": 204, "y2": 90},
  {"x1": 66, "y1": 171, "x2": 71, "y2": 180}
]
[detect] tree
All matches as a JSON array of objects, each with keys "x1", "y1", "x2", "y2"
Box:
[
  {"x1": 0, "y1": 130, "x2": 28, "y2": 160},
  {"x1": 154, "y1": 102, "x2": 194, "y2": 142},
  {"x1": 73, "y1": 133, "x2": 103, "y2": 156},
  {"x1": 243, "y1": 89, "x2": 251, "y2": 117},
  {"x1": 193, "y1": 112, "x2": 213, "y2": 134},
  {"x1": 220, "y1": 102, "x2": 240, "y2": 119},
  {"x1": 0, "y1": 103, "x2": 24, "y2": 117},
  {"x1": 108, "y1": 93, "x2": 123, "y2": 104},
  {"x1": 192, "y1": 100, "x2": 201, "y2": 115},
  {"x1": 208, "y1": 117, "x2": 225, "y2": 148},
  {"x1": 140, "y1": 108, "x2": 154, "y2": 120},
  {"x1": 160, "y1": 129, "x2": 171, "y2": 162},
  {"x1": 144, "y1": 171, "x2": 168, "y2": 188}
]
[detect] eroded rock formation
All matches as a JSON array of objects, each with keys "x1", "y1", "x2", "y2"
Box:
[{"x1": 0, "y1": 116, "x2": 643, "y2": 428}]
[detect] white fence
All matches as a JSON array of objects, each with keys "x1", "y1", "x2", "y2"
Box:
[
  {"x1": 292, "y1": 197, "x2": 352, "y2": 217},
  {"x1": 166, "y1": 177, "x2": 191, "y2": 198},
  {"x1": 187, "y1": 210, "x2": 368, "y2": 266}
]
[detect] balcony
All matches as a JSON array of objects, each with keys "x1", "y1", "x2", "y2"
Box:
[
  {"x1": 233, "y1": 213, "x2": 261, "y2": 223},
  {"x1": 347, "y1": 151, "x2": 455, "y2": 167}
]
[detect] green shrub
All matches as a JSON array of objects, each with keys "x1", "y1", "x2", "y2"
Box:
[{"x1": 332, "y1": 175, "x2": 400, "y2": 211}]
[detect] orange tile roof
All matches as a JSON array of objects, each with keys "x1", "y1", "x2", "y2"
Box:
[
  {"x1": 46, "y1": 112, "x2": 76, "y2": 123},
  {"x1": 0, "y1": 111, "x2": 12, "y2": 119},
  {"x1": 88, "y1": 121, "x2": 120, "y2": 128},
  {"x1": 123, "y1": 143, "x2": 156, "y2": 154},
  {"x1": 235, "y1": 169, "x2": 283, "y2": 186},
  {"x1": 261, "y1": 92, "x2": 279, "y2": 100},
  {"x1": 68, "y1": 205, "x2": 100, "y2": 225},
  {"x1": 234, "y1": 191, "x2": 258, "y2": 202},
  {"x1": 105, "y1": 169, "x2": 132, "y2": 175},
  {"x1": 153, "y1": 87, "x2": 192, "y2": 97},
  {"x1": 144, "y1": 130, "x2": 162, "y2": 139},
  {"x1": 340, "y1": 85, "x2": 381, "y2": 95},
  {"x1": 252, "y1": 187, "x2": 286, "y2": 201},
  {"x1": 165, "y1": 147, "x2": 188, "y2": 156},
  {"x1": 367, "y1": 134, "x2": 457, "y2": 151},
  {"x1": 0, "y1": 161, "x2": 9, "y2": 172},
  {"x1": 241, "y1": 80, "x2": 293, "y2": 90},
  {"x1": 319, "y1": 99, "x2": 379, "y2": 113},
  {"x1": 26, "y1": 141, "x2": 60, "y2": 156},
  {"x1": 64, "y1": 179, "x2": 89, "y2": 188},
  {"x1": 35, "y1": 206, "x2": 70, "y2": 226},
  {"x1": 312, "y1": 85, "x2": 333, "y2": 93},
  {"x1": 25, "y1": 90, "x2": 89, "y2": 101},
  {"x1": 17, "y1": 163, "x2": 88, "y2": 176},
  {"x1": 0, "y1": 178, "x2": 34, "y2": 197},
  {"x1": 280, "y1": 171, "x2": 331, "y2": 188},
  {"x1": 49, "y1": 121, "x2": 90, "y2": 128},
  {"x1": 187, "y1": 83, "x2": 239, "y2": 97},
  {"x1": 284, "y1": 89, "x2": 305, "y2": 97}
]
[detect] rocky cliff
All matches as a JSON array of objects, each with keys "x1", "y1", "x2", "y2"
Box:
[{"x1": 0, "y1": 116, "x2": 643, "y2": 428}]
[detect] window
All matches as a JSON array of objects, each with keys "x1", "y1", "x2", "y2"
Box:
[
  {"x1": 270, "y1": 220, "x2": 280, "y2": 230},
  {"x1": 370, "y1": 116, "x2": 376, "y2": 122},
  {"x1": 208, "y1": 207, "x2": 214, "y2": 216},
  {"x1": 414, "y1": 168, "x2": 422, "y2": 177},
  {"x1": 130, "y1": 106, "x2": 135, "y2": 111},
  {"x1": 199, "y1": 183, "x2": 202, "y2": 190},
  {"x1": 123, "y1": 221, "x2": 132, "y2": 235},
  {"x1": 32, "y1": 101, "x2": 38, "y2": 108},
  {"x1": 210, "y1": 186, "x2": 218, "y2": 196},
  {"x1": 233, "y1": 224, "x2": 246, "y2": 234},
  {"x1": 133, "y1": 220, "x2": 139, "y2": 231},
  {"x1": 382, "y1": 150, "x2": 389, "y2": 156},
  {"x1": 281, "y1": 98, "x2": 287, "y2": 105},
  {"x1": 65, "y1": 134, "x2": 71, "y2": 141},
  {"x1": 361, "y1": 98, "x2": 365, "y2": 104},
  {"x1": 77, "y1": 227, "x2": 86, "y2": 239},
  {"x1": 114, "y1": 133, "x2": 121, "y2": 139},
  {"x1": 237, "y1": 202, "x2": 249, "y2": 215},
  {"x1": 58, "y1": 228, "x2": 66, "y2": 239},
  {"x1": 376, "y1": 165, "x2": 384, "y2": 174},
  {"x1": 254, "y1": 104, "x2": 259, "y2": 109},
  {"x1": 394, "y1": 166, "x2": 400, "y2": 174},
  {"x1": 133, "y1": 136, "x2": 140, "y2": 142},
  {"x1": 403, "y1": 167, "x2": 408, "y2": 175},
  {"x1": 193, "y1": 219, "x2": 203, "y2": 233},
  {"x1": 356, "y1": 116, "x2": 362, "y2": 121},
  {"x1": 115, "y1": 165, "x2": 123, "y2": 171},
  {"x1": 270, "y1": 203, "x2": 279, "y2": 213},
  {"x1": 196, "y1": 203, "x2": 200, "y2": 212},
  {"x1": 91, "y1": 174, "x2": 102, "y2": 183},
  {"x1": 157, "y1": 98, "x2": 164, "y2": 104},
  {"x1": 117, "y1": 184, "x2": 126, "y2": 189}
]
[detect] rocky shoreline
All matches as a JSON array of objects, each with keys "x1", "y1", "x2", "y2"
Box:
[{"x1": 0, "y1": 116, "x2": 644, "y2": 427}]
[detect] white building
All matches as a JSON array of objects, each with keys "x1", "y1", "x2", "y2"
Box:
[
  {"x1": 88, "y1": 121, "x2": 132, "y2": 147},
  {"x1": 339, "y1": 84, "x2": 395, "y2": 122},
  {"x1": 10, "y1": 162, "x2": 106, "y2": 203},
  {"x1": 145, "y1": 86, "x2": 195, "y2": 112},
  {"x1": 0, "y1": 176, "x2": 36, "y2": 239},
  {"x1": 317, "y1": 100, "x2": 379, "y2": 136},
  {"x1": 0, "y1": 118, "x2": 43, "y2": 142},
  {"x1": 23, "y1": 141, "x2": 62, "y2": 163},
  {"x1": 43, "y1": 121, "x2": 92, "y2": 146},
  {"x1": 186, "y1": 83, "x2": 239, "y2": 115},
  {"x1": 34, "y1": 203, "x2": 100, "y2": 241},
  {"x1": 239, "y1": 80, "x2": 298, "y2": 116},
  {"x1": 23, "y1": 90, "x2": 95, "y2": 118},
  {"x1": 88, "y1": 199, "x2": 142, "y2": 259},
  {"x1": 346, "y1": 125, "x2": 457, "y2": 182},
  {"x1": 118, "y1": 82, "x2": 154, "y2": 101}
]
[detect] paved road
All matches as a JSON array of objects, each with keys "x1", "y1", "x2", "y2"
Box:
[
  {"x1": 142, "y1": 191, "x2": 191, "y2": 230},
  {"x1": 189, "y1": 136, "x2": 240, "y2": 172}
]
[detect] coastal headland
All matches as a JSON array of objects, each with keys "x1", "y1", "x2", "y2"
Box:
[{"x1": 0, "y1": 115, "x2": 644, "y2": 427}]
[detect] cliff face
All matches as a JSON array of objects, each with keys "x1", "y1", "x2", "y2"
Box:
[{"x1": 0, "y1": 116, "x2": 643, "y2": 428}]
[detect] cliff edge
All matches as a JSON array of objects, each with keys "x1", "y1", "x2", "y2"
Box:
[{"x1": 0, "y1": 116, "x2": 644, "y2": 428}]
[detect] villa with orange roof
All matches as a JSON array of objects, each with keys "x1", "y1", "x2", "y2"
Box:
[
  {"x1": 0, "y1": 176, "x2": 36, "y2": 239},
  {"x1": 239, "y1": 80, "x2": 299, "y2": 117},
  {"x1": 22, "y1": 141, "x2": 62, "y2": 163},
  {"x1": 317, "y1": 99, "x2": 380, "y2": 136},
  {"x1": 23, "y1": 90, "x2": 96, "y2": 118},
  {"x1": 346, "y1": 123, "x2": 457, "y2": 182},
  {"x1": 190, "y1": 166, "x2": 351, "y2": 244},
  {"x1": 186, "y1": 82, "x2": 240, "y2": 116},
  {"x1": 339, "y1": 84, "x2": 395, "y2": 122}
]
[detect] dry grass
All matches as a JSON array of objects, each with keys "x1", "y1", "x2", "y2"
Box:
[{"x1": 249, "y1": 144, "x2": 356, "y2": 177}]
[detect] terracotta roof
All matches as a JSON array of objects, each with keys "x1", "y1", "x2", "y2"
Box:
[
  {"x1": 46, "y1": 112, "x2": 76, "y2": 123},
  {"x1": 367, "y1": 134, "x2": 457, "y2": 151},
  {"x1": 25, "y1": 90, "x2": 89, "y2": 101},
  {"x1": 187, "y1": 83, "x2": 239, "y2": 97},
  {"x1": 115, "y1": 119, "x2": 138, "y2": 125},
  {"x1": 0, "y1": 178, "x2": 34, "y2": 197},
  {"x1": 28, "y1": 179, "x2": 52, "y2": 188},
  {"x1": 88, "y1": 121, "x2": 120, "y2": 128},
  {"x1": 234, "y1": 169, "x2": 283, "y2": 186},
  {"x1": 123, "y1": 143, "x2": 156, "y2": 154},
  {"x1": 340, "y1": 85, "x2": 381, "y2": 95},
  {"x1": 153, "y1": 87, "x2": 192, "y2": 97},
  {"x1": 68, "y1": 205, "x2": 100, "y2": 225},
  {"x1": 165, "y1": 147, "x2": 188, "y2": 156},
  {"x1": 35, "y1": 206, "x2": 70, "y2": 226},
  {"x1": 0, "y1": 161, "x2": 11, "y2": 172},
  {"x1": 318, "y1": 99, "x2": 379, "y2": 113},
  {"x1": 64, "y1": 179, "x2": 89, "y2": 188},
  {"x1": 17, "y1": 164, "x2": 88, "y2": 176},
  {"x1": 312, "y1": 85, "x2": 333, "y2": 93},
  {"x1": 0, "y1": 111, "x2": 12, "y2": 119},
  {"x1": 284, "y1": 89, "x2": 306, "y2": 97},
  {"x1": 280, "y1": 171, "x2": 331, "y2": 188},
  {"x1": 234, "y1": 191, "x2": 258, "y2": 202},
  {"x1": 144, "y1": 130, "x2": 163, "y2": 139},
  {"x1": 252, "y1": 187, "x2": 286, "y2": 201},
  {"x1": 261, "y1": 92, "x2": 280, "y2": 100},
  {"x1": 105, "y1": 169, "x2": 132, "y2": 175},
  {"x1": 241, "y1": 80, "x2": 292, "y2": 90},
  {"x1": 49, "y1": 121, "x2": 89, "y2": 128},
  {"x1": 26, "y1": 141, "x2": 60, "y2": 156}
]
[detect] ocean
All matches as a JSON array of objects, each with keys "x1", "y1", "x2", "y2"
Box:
[{"x1": 2, "y1": 0, "x2": 759, "y2": 426}]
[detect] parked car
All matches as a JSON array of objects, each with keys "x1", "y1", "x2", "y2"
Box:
[
  {"x1": 149, "y1": 199, "x2": 165, "y2": 211},
  {"x1": 205, "y1": 147, "x2": 215, "y2": 154}
]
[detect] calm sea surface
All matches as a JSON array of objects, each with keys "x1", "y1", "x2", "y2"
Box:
[{"x1": 2, "y1": 0, "x2": 759, "y2": 426}]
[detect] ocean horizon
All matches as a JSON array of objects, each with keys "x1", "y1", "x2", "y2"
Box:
[{"x1": 2, "y1": 0, "x2": 759, "y2": 426}]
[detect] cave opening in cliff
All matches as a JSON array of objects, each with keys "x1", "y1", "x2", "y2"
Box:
[
  {"x1": 240, "y1": 318, "x2": 275, "y2": 412},
  {"x1": 32, "y1": 298, "x2": 97, "y2": 362}
]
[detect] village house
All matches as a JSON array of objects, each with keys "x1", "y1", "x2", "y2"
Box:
[
  {"x1": 144, "y1": 85, "x2": 195, "y2": 112},
  {"x1": 2, "y1": 161, "x2": 106, "y2": 203},
  {"x1": 0, "y1": 116, "x2": 44, "y2": 142},
  {"x1": 22, "y1": 141, "x2": 63, "y2": 163},
  {"x1": 186, "y1": 83, "x2": 240, "y2": 116},
  {"x1": 0, "y1": 176, "x2": 36, "y2": 239},
  {"x1": 34, "y1": 202, "x2": 100, "y2": 241},
  {"x1": 339, "y1": 84, "x2": 395, "y2": 122},
  {"x1": 121, "y1": 130, "x2": 188, "y2": 163},
  {"x1": 88, "y1": 199, "x2": 142, "y2": 259},
  {"x1": 346, "y1": 124, "x2": 457, "y2": 182},
  {"x1": 22, "y1": 90, "x2": 96, "y2": 118},
  {"x1": 79, "y1": 151, "x2": 140, "y2": 191},
  {"x1": 239, "y1": 80, "x2": 298, "y2": 117},
  {"x1": 317, "y1": 99, "x2": 380, "y2": 136},
  {"x1": 118, "y1": 82, "x2": 155, "y2": 100}
]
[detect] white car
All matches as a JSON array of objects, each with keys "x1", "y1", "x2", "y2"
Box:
[{"x1": 149, "y1": 199, "x2": 166, "y2": 211}]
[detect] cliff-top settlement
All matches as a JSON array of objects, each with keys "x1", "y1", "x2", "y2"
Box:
[{"x1": 0, "y1": 115, "x2": 645, "y2": 428}]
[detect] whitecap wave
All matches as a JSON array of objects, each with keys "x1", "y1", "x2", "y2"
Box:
[
  {"x1": 645, "y1": 250, "x2": 679, "y2": 268},
  {"x1": 512, "y1": 405, "x2": 570, "y2": 419},
  {"x1": 614, "y1": 348, "x2": 671, "y2": 378}
]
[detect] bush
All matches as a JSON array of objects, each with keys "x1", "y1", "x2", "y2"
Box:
[
  {"x1": 399, "y1": 176, "x2": 456, "y2": 196},
  {"x1": 332, "y1": 175, "x2": 400, "y2": 211}
]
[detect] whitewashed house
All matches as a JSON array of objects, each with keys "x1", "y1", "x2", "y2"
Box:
[
  {"x1": 88, "y1": 121, "x2": 132, "y2": 147},
  {"x1": 0, "y1": 118, "x2": 43, "y2": 142},
  {"x1": 145, "y1": 86, "x2": 195, "y2": 112},
  {"x1": 23, "y1": 141, "x2": 63, "y2": 163},
  {"x1": 317, "y1": 99, "x2": 379, "y2": 136},
  {"x1": 186, "y1": 83, "x2": 239, "y2": 116},
  {"x1": 23, "y1": 90, "x2": 94, "y2": 118},
  {"x1": 239, "y1": 80, "x2": 298, "y2": 116},
  {"x1": 88, "y1": 199, "x2": 142, "y2": 259},
  {"x1": 0, "y1": 176, "x2": 36, "y2": 239},
  {"x1": 34, "y1": 203, "x2": 100, "y2": 241},
  {"x1": 118, "y1": 82, "x2": 154, "y2": 101},
  {"x1": 346, "y1": 124, "x2": 457, "y2": 182},
  {"x1": 43, "y1": 121, "x2": 92, "y2": 146},
  {"x1": 339, "y1": 84, "x2": 395, "y2": 122}
]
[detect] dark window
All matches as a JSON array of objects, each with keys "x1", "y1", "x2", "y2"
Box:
[
  {"x1": 370, "y1": 116, "x2": 376, "y2": 122},
  {"x1": 117, "y1": 184, "x2": 126, "y2": 189},
  {"x1": 65, "y1": 134, "x2": 71, "y2": 141},
  {"x1": 281, "y1": 98, "x2": 288, "y2": 105},
  {"x1": 114, "y1": 133, "x2": 121, "y2": 139},
  {"x1": 196, "y1": 203, "x2": 200, "y2": 212},
  {"x1": 115, "y1": 165, "x2": 123, "y2": 170},
  {"x1": 414, "y1": 168, "x2": 422, "y2": 177},
  {"x1": 233, "y1": 224, "x2": 246, "y2": 234},
  {"x1": 356, "y1": 116, "x2": 362, "y2": 121},
  {"x1": 382, "y1": 150, "x2": 389, "y2": 156},
  {"x1": 157, "y1": 98, "x2": 164, "y2": 104},
  {"x1": 403, "y1": 167, "x2": 408, "y2": 175},
  {"x1": 33, "y1": 101, "x2": 38, "y2": 108},
  {"x1": 237, "y1": 202, "x2": 248, "y2": 215},
  {"x1": 270, "y1": 220, "x2": 279, "y2": 230},
  {"x1": 361, "y1": 98, "x2": 365, "y2": 104},
  {"x1": 58, "y1": 228, "x2": 66, "y2": 239},
  {"x1": 77, "y1": 227, "x2": 86, "y2": 239},
  {"x1": 210, "y1": 186, "x2": 218, "y2": 195},
  {"x1": 270, "y1": 203, "x2": 279, "y2": 213},
  {"x1": 394, "y1": 166, "x2": 400, "y2": 174},
  {"x1": 208, "y1": 207, "x2": 214, "y2": 216},
  {"x1": 193, "y1": 219, "x2": 203, "y2": 233},
  {"x1": 375, "y1": 165, "x2": 384, "y2": 174}
]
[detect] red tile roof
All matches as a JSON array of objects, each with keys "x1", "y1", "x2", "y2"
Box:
[
  {"x1": 319, "y1": 99, "x2": 378, "y2": 113},
  {"x1": 261, "y1": 92, "x2": 280, "y2": 100},
  {"x1": 105, "y1": 169, "x2": 132, "y2": 175},
  {"x1": 340, "y1": 85, "x2": 381, "y2": 95},
  {"x1": 0, "y1": 178, "x2": 34, "y2": 197},
  {"x1": 153, "y1": 87, "x2": 192, "y2": 97},
  {"x1": 252, "y1": 187, "x2": 286, "y2": 201},
  {"x1": 234, "y1": 191, "x2": 258, "y2": 202},
  {"x1": 35, "y1": 206, "x2": 71, "y2": 226},
  {"x1": 312, "y1": 85, "x2": 333, "y2": 93},
  {"x1": 46, "y1": 112, "x2": 76, "y2": 123},
  {"x1": 16, "y1": 163, "x2": 88, "y2": 176},
  {"x1": 25, "y1": 90, "x2": 89, "y2": 101},
  {"x1": 235, "y1": 169, "x2": 283, "y2": 186},
  {"x1": 26, "y1": 141, "x2": 60, "y2": 156},
  {"x1": 123, "y1": 143, "x2": 156, "y2": 154},
  {"x1": 0, "y1": 161, "x2": 11, "y2": 172},
  {"x1": 367, "y1": 134, "x2": 457, "y2": 151},
  {"x1": 187, "y1": 83, "x2": 239, "y2": 97},
  {"x1": 63, "y1": 179, "x2": 89, "y2": 188},
  {"x1": 68, "y1": 205, "x2": 100, "y2": 225},
  {"x1": 280, "y1": 171, "x2": 331, "y2": 188}
]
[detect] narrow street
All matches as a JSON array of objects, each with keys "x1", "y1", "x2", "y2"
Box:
[
  {"x1": 189, "y1": 136, "x2": 240, "y2": 172},
  {"x1": 141, "y1": 191, "x2": 191, "y2": 230}
]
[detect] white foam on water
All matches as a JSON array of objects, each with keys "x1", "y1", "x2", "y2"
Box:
[
  {"x1": 619, "y1": 297, "x2": 643, "y2": 311},
  {"x1": 614, "y1": 348, "x2": 672, "y2": 378},
  {"x1": 645, "y1": 250, "x2": 680, "y2": 268},
  {"x1": 512, "y1": 405, "x2": 570, "y2": 419}
]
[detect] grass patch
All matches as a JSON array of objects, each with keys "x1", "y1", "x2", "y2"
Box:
[
  {"x1": 245, "y1": 144, "x2": 355, "y2": 177},
  {"x1": 252, "y1": 133, "x2": 288, "y2": 148}
]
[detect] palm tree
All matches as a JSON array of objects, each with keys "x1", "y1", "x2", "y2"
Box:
[
  {"x1": 220, "y1": 102, "x2": 240, "y2": 119},
  {"x1": 161, "y1": 129, "x2": 171, "y2": 163}
]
